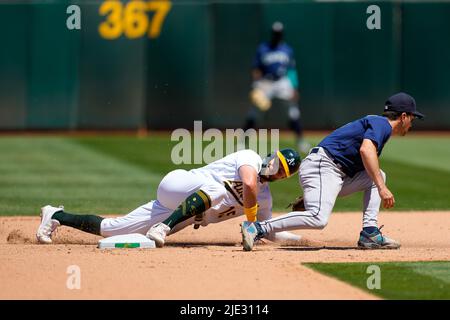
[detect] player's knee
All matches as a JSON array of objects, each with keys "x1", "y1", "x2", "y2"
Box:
[
  {"x1": 313, "y1": 216, "x2": 329, "y2": 229},
  {"x1": 308, "y1": 207, "x2": 331, "y2": 229},
  {"x1": 288, "y1": 106, "x2": 300, "y2": 120}
]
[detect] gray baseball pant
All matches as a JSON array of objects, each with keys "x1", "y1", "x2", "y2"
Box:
[{"x1": 261, "y1": 147, "x2": 385, "y2": 233}]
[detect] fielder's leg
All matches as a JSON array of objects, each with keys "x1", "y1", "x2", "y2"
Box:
[
  {"x1": 241, "y1": 147, "x2": 345, "y2": 251},
  {"x1": 339, "y1": 169, "x2": 385, "y2": 229},
  {"x1": 276, "y1": 77, "x2": 309, "y2": 153},
  {"x1": 339, "y1": 170, "x2": 400, "y2": 249},
  {"x1": 287, "y1": 104, "x2": 309, "y2": 154},
  {"x1": 288, "y1": 104, "x2": 302, "y2": 138},
  {"x1": 244, "y1": 106, "x2": 258, "y2": 131},
  {"x1": 262, "y1": 148, "x2": 344, "y2": 231}
]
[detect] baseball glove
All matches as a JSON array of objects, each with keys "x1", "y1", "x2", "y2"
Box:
[
  {"x1": 250, "y1": 88, "x2": 271, "y2": 111},
  {"x1": 287, "y1": 195, "x2": 305, "y2": 211}
]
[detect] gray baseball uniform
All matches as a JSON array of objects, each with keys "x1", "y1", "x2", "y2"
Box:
[
  {"x1": 259, "y1": 115, "x2": 392, "y2": 233},
  {"x1": 259, "y1": 146, "x2": 385, "y2": 233}
]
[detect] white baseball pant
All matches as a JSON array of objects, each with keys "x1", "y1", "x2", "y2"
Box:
[{"x1": 100, "y1": 169, "x2": 227, "y2": 237}]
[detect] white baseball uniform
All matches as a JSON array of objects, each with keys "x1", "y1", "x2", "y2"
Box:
[
  {"x1": 100, "y1": 150, "x2": 300, "y2": 242},
  {"x1": 254, "y1": 77, "x2": 295, "y2": 101}
]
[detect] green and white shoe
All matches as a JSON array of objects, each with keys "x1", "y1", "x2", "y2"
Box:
[{"x1": 358, "y1": 226, "x2": 400, "y2": 249}]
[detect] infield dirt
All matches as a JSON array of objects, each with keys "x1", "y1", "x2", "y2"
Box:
[{"x1": 1, "y1": 211, "x2": 449, "y2": 299}]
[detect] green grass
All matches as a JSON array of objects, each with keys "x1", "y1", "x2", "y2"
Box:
[
  {"x1": 382, "y1": 136, "x2": 450, "y2": 173},
  {"x1": 1, "y1": 134, "x2": 450, "y2": 215},
  {"x1": 305, "y1": 261, "x2": 450, "y2": 299},
  {"x1": 0, "y1": 137, "x2": 161, "y2": 215}
]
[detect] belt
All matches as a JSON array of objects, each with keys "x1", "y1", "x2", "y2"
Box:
[
  {"x1": 310, "y1": 147, "x2": 345, "y2": 172},
  {"x1": 263, "y1": 74, "x2": 282, "y2": 81}
]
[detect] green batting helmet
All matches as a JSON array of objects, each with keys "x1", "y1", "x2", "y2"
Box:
[
  {"x1": 261, "y1": 148, "x2": 301, "y2": 178},
  {"x1": 277, "y1": 148, "x2": 301, "y2": 177}
]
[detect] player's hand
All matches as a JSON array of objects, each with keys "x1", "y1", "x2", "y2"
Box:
[{"x1": 378, "y1": 186, "x2": 395, "y2": 209}]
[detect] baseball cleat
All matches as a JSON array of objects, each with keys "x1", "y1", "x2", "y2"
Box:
[
  {"x1": 241, "y1": 221, "x2": 259, "y2": 251},
  {"x1": 146, "y1": 222, "x2": 171, "y2": 248},
  {"x1": 36, "y1": 205, "x2": 63, "y2": 244},
  {"x1": 357, "y1": 225, "x2": 401, "y2": 249}
]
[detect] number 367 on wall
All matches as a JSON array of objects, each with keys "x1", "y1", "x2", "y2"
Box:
[{"x1": 99, "y1": 0, "x2": 172, "y2": 40}]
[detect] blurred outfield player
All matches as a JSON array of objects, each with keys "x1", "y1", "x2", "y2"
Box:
[
  {"x1": 241, "y1": 92, "x2": 425, "y2": 251},
  {"x1": 37, "y1": 148, "x2": 302, "y2": 247},
  {"x1": 245, "y1": 21, "x2": 310, "y2": 154}
]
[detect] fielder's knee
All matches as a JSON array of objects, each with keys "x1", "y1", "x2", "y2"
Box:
[
  {"x1": 305, "y1": 208, "x2": 330, "y2": 229},
  {"x1": 312, "y1": 216, "x2": 329, "y2": 230},
  {"x1": 288, "y1": 105, "x2": 300, "y2": 121},
  {"x1": 302, "y1": 201, "x2": 331, "y2": 229}
]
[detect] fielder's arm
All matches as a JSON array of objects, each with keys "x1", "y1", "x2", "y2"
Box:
[
  {"x1": 360, "y1": 138, "x2": 395, "y2": 209},
  {"x1": 239, "y1": 165, "x2": 259, "y2": 222}
]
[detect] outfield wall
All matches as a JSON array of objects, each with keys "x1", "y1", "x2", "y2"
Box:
[{"x1": 0, "y1": 0, "x2": 449, "y2": 130}]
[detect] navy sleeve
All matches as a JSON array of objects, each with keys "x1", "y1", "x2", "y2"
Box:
[{"x1": 363, "y1": 117, "x2": 390, "y2": 149}]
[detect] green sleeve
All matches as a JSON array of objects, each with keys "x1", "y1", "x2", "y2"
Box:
[{"x1": 287, "y1": 68, "x2": 299, "y2": 89}]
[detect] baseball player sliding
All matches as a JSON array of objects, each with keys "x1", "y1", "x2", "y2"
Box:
[
  {"x1": 245, "y1": 21, "x2": 310, "y2": 154},
  {"x1": 241, "y1": 92, "x2": 425, "y2": 251},
  {"x1": 36, "y1": 148, "x2": 302, "y2": 247}
]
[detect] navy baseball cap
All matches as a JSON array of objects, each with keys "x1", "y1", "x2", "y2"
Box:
[{"x1": 384, "y1": 92, "x2": 425, "y2": 119}]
